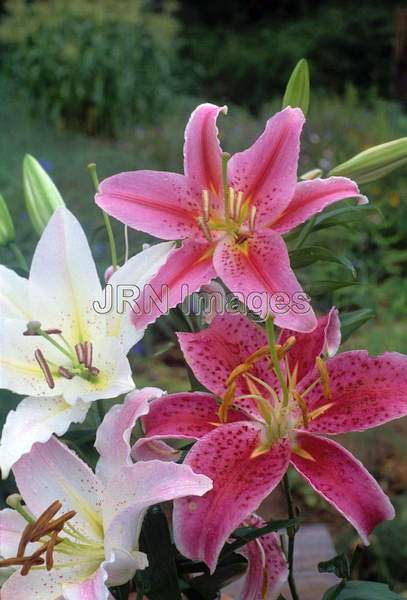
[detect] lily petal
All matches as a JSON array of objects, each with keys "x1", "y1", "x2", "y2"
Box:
[
  {"x1": 213, "y1": 229, "x2": 317, "y2": 332},
  {"x1": 228, "y1": 107, "x2": 304, "y2": 223},
  {"x1": 279, "y1": 307, "x2": 341, "y2": 382},
  {"x1": 29, "y1": 208, "x2": 105, "y2": 345},
  {"x1": 272, "y1": 177, "x2": 367, "y2": 233},
  {"x1": 102, "y1": 548, "x2": 148, "y2": 588},
  {"x1": 301, "y1": 351, "x2": 407, "y2": 434},
  {"x1": 133, "y1": 391, "x2": 245, "y2": 458},
  {"x1": 291, "y1": 432, "x2": 394, "y2": 544},
  {"x1": 106, "y1": 241, "x2": 175, "y2": 352},
  {"x1": 0, "y1": 266, "x2": 31, "y2": 320},
  {"x1": 184, "y1": 103, "x2": 226, "y2": 203},
  {"x1": 173, "y1": 422, "x2": 291, "y2": 572},
  {"x1": 0, "y1": 395, "x2": 89, "y2": 478},
  {"x1": 177, "y1": 313, "x2": 275, "y2": 416},
  {"x1": 102, "y1": 461, "x2": 212, "y2": 560},
  {"x1": 13, "y1": 437, "x2": 103, "y2": 542},
  {"x1": 132, "y1": 239, "x2": 216, "y2": 330},
  {"x1": 63, "y1": 567, "x2": 109, "y2": 600},
  {"x1": 238, "y1": 514, "x2": 288, "y2": 600},
  {"x1": 95, "y1": 387, "x2": 163, "y2": 484},
  {"x1": 96, "y1": 171, "x2": 201, "y2": 240}
]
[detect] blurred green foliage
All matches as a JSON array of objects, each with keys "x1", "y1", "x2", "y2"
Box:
[
  {"x1": 180, "y1": 3, "x2": 397, "y2": 110},
  {"x1": 0, "y1": 0, "x2": 179, "y2": 134}
]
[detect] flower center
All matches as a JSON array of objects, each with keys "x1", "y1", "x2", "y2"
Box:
[
  {"x1": 218, "y1": 337, "x2": 334, "y2": 457},
  {"x1": 0, "y1": 499, "x2": 104, "y2": 576},
  {"x1": 23, "y1": 321, "x2": 100, "y2": 390},
  {"x1": 197, "y1": 187, "x2": 257, "y2": 244}
]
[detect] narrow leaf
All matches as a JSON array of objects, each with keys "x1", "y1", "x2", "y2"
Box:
[
  {"x1": 290, "y1": 246, "x2": 356, "y2": 277},
  {"x1": 323, "y1": 580, "x2": 404, "y2": 600},
  {"x1": 340, "y1": 309, "x2": 375, "y2": 343},
  {"x1": 306, "y1": 280, "x2": 362, "y2": 296}
]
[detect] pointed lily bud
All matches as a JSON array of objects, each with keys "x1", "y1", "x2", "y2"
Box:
[
  {"x1": 282, "y1": 58, "x2": 310, "y2": 116},
  {"x1": 0, "y1": 193, "x2": 15, "y2": 246},
  {"x1": 23, "y1": 154, "x2": 65, "y2": 235},
  {"x1": 329, "y1": 137, "x2": 407, "y2": 184},
  {"x1": 300, "y1": 168, "x2": 323, "y2": 180}
]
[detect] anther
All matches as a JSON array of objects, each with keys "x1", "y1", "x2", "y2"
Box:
[
  {"x1": 249, "y1": 205, "x2": 257, "y2": 233},
  {"x1": 34, "y1": 349, "x2": 55, "y2": 389},
  {"x1": 228, "y1": 187, "x2": 235, "y2": 219},
  {"x1": 197, "y1": 216, "x2": 213, "y2": 242},
  {"x1": 58, "y1": 366, "x2": 74, "y2": 379},
  {"x1": 44, "y1": 328, "x2": 62, "y2": 335},
  {"x1": 89, "y1": 366, "x2": 100, "y2": 376},
  {"x1": 315, "y1": 356, "x2": 332, "y2": 400},
  {"x1": 202, "y1": 190, "x2": 210, "y2": 222},
  {"x1": 75, "y1": 343, "x2": 85, "y2": 364},
  {"x1": 277, "y1": 336, "x2": 296, "y2": 359},
  {"x1": 83, "y1": 341, "x2": 93, "y2": 369}
]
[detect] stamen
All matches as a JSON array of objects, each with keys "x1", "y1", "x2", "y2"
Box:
[
  {"x1": 197, "y1": 216, "x2": 213, "y2": 242},
  {"x1": 44, "y1": 328, "x2": 62, "y2": 335},
  {"x1": 83, "y1": 341, "x2": 93, "y2": 369},
  {"x1": 235, "y1": 191, "x2": 244, "y2": 222},
  {"x1": 308, "y1": 402, "x2": 335, "y2": 422},
  {"x1": 292, "y1": 446, "x2": 316, "y2": 461},
  {"x1": 30, "y1": 501, "x2": 62, "y2": 539},
  {"x1": 202, "y1": 190, "x2": 210, "y2": 222},
  {"x1": 292, "y1": 391, "x2": 309, "y2": 428},
  {"x1": 89, "y1": 366, "x2": 100, "y2": 376},
  {"x1": 34, "y1": 349, "x2": 55, "y2": 389},
  {"x1": 58, "y1": 366, "x2": 74, "y2": 379},
  {"x1": 278, "y1": 336, "x2": 296, "y2": 359},
  {"x1": 75, "y1": 343, "x2": 85, "y2": 364},
  {"x1": 315, "y1": 357, "x2": 332, "y2": 400},
  {"x1": 249, "y1": 205, "x2": 257, "y2": 233},
  {"x1": 17, "y1": 522, "x2": 34, "y2": 558},
  {"x1": 228, "y1": 187, "x2": 235, "y2": 219}
]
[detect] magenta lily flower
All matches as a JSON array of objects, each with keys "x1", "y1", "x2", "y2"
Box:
[
  {"x1": 0, "y1": 389, "x2": 212, "y2": 599},
  {"x1": 134, "y1": 310, "x2": 407, "y2": 572},
  {"x1": 96, "y1": 104, "x2": 366, "y2": 332}
]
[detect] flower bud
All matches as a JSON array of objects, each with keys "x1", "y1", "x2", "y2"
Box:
[
  {"x1": 282, "y1": 58, "x2": 310, "y2": 116},
  {"x1": 23, "y1": 154, "x2": 65, "y2": 235},
  {"x1": 329, "y1": 137, "x2": 407, "y2": 184},
  {"x1": 300, "y1": 168, "x2": 323, "y2": 180},
  {"x1": 0, "y1": 193, "x2": 15, "y2": 246}
]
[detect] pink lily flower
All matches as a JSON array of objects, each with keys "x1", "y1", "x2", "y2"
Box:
[
  {"x1": 133, "y1": 310, "x2": 407, "y2": 573},
  {"x1": 0, "y1": 389, "x2": 212, "y2": 600},
  {"x1": 95, "y1": 104, "x2": 366, "y2": 332}
]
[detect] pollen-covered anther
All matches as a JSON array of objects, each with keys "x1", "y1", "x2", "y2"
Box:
[
  {"x1": 75, "y1": 342, "x2": 85, "y2": 364},
  {"x1": 83, "y1": 341, "x2": 93, "y2": 369},
  {"x1": 292, "y1": 390, "x2": 309, "y2": 428},
  {"x1": 201, "y1": 189, "x2": 210, "y2": 222},
  {"x1": 58, "y1": 366, "x2": 74, "y2": 379},
  {"x1": 315, "y1": 356, "x2": 332, "y2": 400},
  {"x1": 34, "y1": 348, "x2": 55, "y2": 389},
  {"x1": 277, "y1": 336, "x2": 296, "y2": 359}
]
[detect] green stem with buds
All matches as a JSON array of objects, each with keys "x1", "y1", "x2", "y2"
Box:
[
  {"x1": 88, "y1": 163, "x2": 118, "y2": 272},
  {"x1": 265, "y1": 316, "x2": 289, "y2": 407}
]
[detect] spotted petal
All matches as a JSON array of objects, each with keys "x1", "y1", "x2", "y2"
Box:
[
  {"x1": 227, "y1": 107, "x2": 304, "y2": 224},
  {"x1": 291, "y1": 431, "x2": 394, "y2": 544},
  {"x1": 173, "y1": 421, "x2": 291, "y2": 572},
  {"x1": 271, "y1": 177, "x2": 367, "y2": 233},
  {"x1": 63, "y1": 567, "x2": 109, "y2": 600},
  {"x1": 300, "y1": 351, "x2": 407, "y2": 434},
  {"x1": 213, "y1": 229, "x2": 317, "y2": 332}
]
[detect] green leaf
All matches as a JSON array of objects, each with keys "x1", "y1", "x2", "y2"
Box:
[
  {"x1": 289, "y1": 246, "x2": 356, "y2": 277},
  {"x1": 221, "y1": 517, "x2": 301, "y2": 558},
  {"x1": 139, "y1": 506, "x2": 182, "y2": 600},
  {"x1": 306, "y1": 280, "x2": 362, "y2": 296},
  {"x1": 318, "y1": 553, "x2": 351, "y2": 579},
  {"x1": 312, "y1": 204, "x2": 381, "y2": 231},
  {"x1": 282, "y1": 58, "x2": 310, "y2": 115},
  {"x1": 322, "y1": 580, "x2": 404, "y2": 600},
  {"x1": 0, "y1": 193, "x2": 15, "y2": 246},
  {"x1": 340, "y1": 309, "x2": 375, "y2": 343},
  {"x1": 329, "y1": 137, "x2": 407, "y2": 184}
]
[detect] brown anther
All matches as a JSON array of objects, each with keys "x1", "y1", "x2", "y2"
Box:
[
  {"x1": 44, "y1": 328, "x2": 62, "y2": 335},
  {"x1": 89, "y1": 366, "x2": 100, "y2": 376},
  {"x1": 34, "y1": 349, "x2": 55, "y2": 389},
  {"x1": 235, "y1": 232, "x2": 249, "y2": 245},
  {"x1": 31, "y1": 510, "x2": 76, "y2": 542},
  {"x1": 58, "y1": 366, "x2": 74, "y2": 379},
  {"x1": 30, "y1": 501, "x2": 62, "y2": 539},
  {"x1": 75, "y1": 342, "x2": 85, "y2": 364},
  {"x1": 20, "y1": 542, "x2": 49, "y2": 576},
  {"x1": 83, "y1": 341, "x2": 93, "y2": 369},
  {"x1": 46, "y1": 531, "x2": 60, "y2": 571},
  {"x1": 0, "y1": 556, "x2": 44, "y2": 568},
  {"x1": 17, "y1": 522, "x2": 34, "y2": 558}
]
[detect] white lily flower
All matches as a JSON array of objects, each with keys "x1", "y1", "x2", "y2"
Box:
[
  {"x1": 0, "y1": 208, "x2": 174, "y2": 476},
  {"x1": 0, "y1": 389, "x2": 212, "y2": 599}
]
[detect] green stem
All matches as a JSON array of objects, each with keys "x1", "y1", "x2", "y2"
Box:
[
  {"x1": 283, "y1": 474, "x2": 300, "y2": 600},
  {"x1": 9, "y1": 241, "x2": 29, "y2": 273},
  {"x1": 88, "y1": 163, "x2": 118, "y2": 271},
  {"x1": 265, "y1": 316, "x2": 289, "y2": 407}
]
